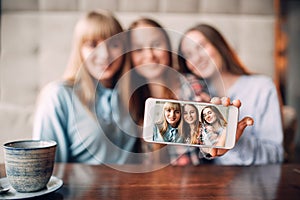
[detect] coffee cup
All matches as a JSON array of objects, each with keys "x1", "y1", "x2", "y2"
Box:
[{"x1": 3, "y1": 140, "x2": 56, "y2": 192}]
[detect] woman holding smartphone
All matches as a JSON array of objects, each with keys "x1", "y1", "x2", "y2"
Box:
[
  {"x1": 126, "y1": 18, "x2": 254, "y2": 165},
  {"x1": 177, "y1": 23, "x2": 283, "y2": 165}
]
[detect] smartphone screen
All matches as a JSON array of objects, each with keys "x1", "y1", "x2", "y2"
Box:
[{"x1": 143, "y1": 98, "x2": 239, "y2": 149}]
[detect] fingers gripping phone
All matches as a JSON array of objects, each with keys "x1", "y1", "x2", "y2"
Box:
[{"x1": 143, "y1": 98, "x2": 239, "y2": 149}]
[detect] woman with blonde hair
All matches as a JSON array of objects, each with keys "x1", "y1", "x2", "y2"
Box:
[
  {"x1": 153, "y1": 102, "x2": 184, "y2": 143},
  {"x1": 33, "y1": 10, "x2": 138, "y2": 164}
]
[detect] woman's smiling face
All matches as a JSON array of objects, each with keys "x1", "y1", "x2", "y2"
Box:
[
  {"x1": 81, "y1": 37, "x2": 124, "y2": 82},
  {"x1": 130, "y1": 25, "x2": 170, "y2": 80},
  {"x1": 183, "y1": 104, "x2": 198, "y2": 125},
  {"x1": 164, "y1": 107, "x2": 181, "y2": 127},
  {"x1": 180, "y1": 30, "x2": 223, "y2": 79},
  {"x1": 202, "y1": 107, "x2": 217, "y2": 124}
]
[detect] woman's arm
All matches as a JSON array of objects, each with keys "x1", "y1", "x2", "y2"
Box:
[
  {"x1": 211, "y1": 79, "x2": 284, "y2": 165},
  {"x1": 33, "y1": 82, "x2": 70, "y2": 162}
]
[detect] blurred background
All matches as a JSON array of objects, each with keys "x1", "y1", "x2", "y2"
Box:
[{"x1": 0, "y1": 0, "x2": 299, "y2": 163}]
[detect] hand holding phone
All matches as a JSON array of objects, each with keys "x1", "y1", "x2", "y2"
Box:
[{"x1": 143, "y1": 98, "x2": 239, "y2": 149}]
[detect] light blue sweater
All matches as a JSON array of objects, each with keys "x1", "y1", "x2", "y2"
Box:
[
  {"x1": 33, "y1": 81, "x2": 137, "y2": 164},
  {"x1": 153, "y1": 124, "x2": 184, "y2": 143},
  {"x1": 214, "y1": 75, "x2": 284, "y2": 165}
]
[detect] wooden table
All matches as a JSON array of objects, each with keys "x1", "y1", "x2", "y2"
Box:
[{"x1": 1, "y1": 163, "x2": 300, "y2": 199}]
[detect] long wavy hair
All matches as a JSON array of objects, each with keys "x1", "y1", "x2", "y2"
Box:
[
  {"x1": 127, "y1": 18, "x2": 176, "y2": 125},
  {"x1": 201, "y1": 105, "x2": 227, "y2": 127},
  {"x1": 178, "y1": 24, "x2": 250, "y2": 76},
  {"x1": 182, "y1": 104, "x2": 202, "y2": 144}
]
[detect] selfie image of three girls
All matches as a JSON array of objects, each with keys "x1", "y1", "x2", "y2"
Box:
[{"x1": 153, "y1": 101, "x2": 228, "y2": 148}]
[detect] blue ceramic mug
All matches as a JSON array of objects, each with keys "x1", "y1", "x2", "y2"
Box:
[{"x1": 3, "y1": 140, "x2": 56, "y2": 192}]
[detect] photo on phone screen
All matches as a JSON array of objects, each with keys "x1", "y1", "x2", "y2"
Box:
[{"x1": 143, "y1": 98, "x2": 239, "y2": 149}]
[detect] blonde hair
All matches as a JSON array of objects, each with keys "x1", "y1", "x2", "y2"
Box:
[
  {"x1": 63, "y1": 10, "x2": 126, "y2": 108},
  {"x1": 156, "y1": 102, "x2": 182, "y2": 137}
]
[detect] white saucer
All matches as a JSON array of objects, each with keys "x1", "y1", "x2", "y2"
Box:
[{"x1": 0, "y1": 176, "x2": 63, "y2": 199}]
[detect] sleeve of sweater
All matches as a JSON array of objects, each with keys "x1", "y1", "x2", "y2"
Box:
[
  {"x1": 218, "y1": 76, "x2": 284, "y2": 165},
  {"x1": 32, "y1": 82, "x2": 71, "y2": 163},
  {"x1": 249, "y1": 78, "x2": 284, "y2": 164}
]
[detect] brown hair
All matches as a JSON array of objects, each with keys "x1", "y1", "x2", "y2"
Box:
[
  {"x1": 127, "y1": 18, "x2": 176, "y2": 125},
  {"x1": 182, "y1": 104, "x2": 202, "y2": 144},
  {"x1": 178, "y1": 24, "x2": 250, "y2": 75},
  {"x1": 201, "y1": 105, "x2": 227, "y2": 127}
]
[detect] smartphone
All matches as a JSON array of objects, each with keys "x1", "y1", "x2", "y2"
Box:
[{"x1": 143, "y1": 98, "x2": 239, "y2": 149}]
